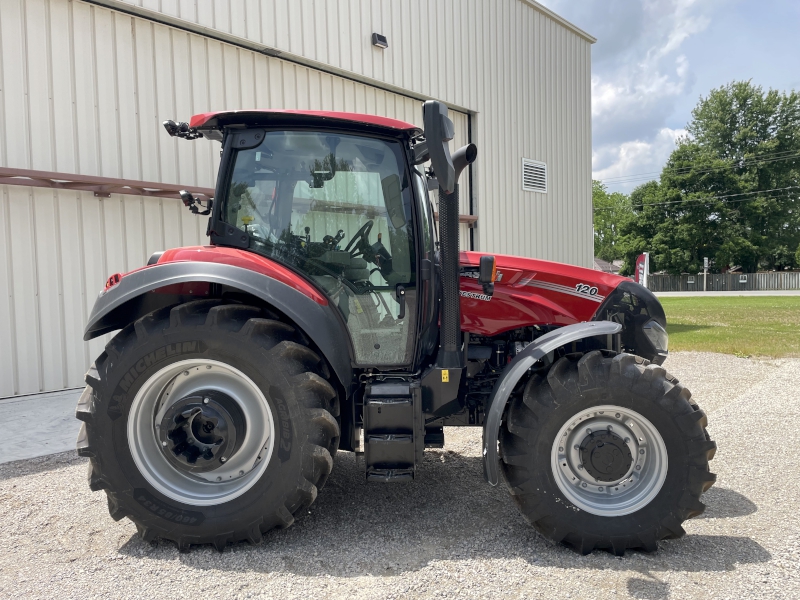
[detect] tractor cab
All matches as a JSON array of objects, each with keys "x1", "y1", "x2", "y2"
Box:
[
  {"x1": 173, "y1": 105, "x2": 480, "y2": 386},
  {"x1": 205, "y1": 117, "x2": 424, "y2": 368}
]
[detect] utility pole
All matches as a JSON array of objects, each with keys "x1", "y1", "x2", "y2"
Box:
[{"x1": 703, "y1": 257, "x2": 708, "y2": 291}]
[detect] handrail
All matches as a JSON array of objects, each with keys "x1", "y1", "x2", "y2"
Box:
[
  {"x1": 0, "y1": 167, "x2": 214, "y2": 201},
  {"x1": 0, "y1": 166, "x2": 478, "y2": 226}
]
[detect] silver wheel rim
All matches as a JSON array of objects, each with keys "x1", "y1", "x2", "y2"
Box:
[
  {"x1": 550, "y1": 405, "x2": 668, "y2": 516},
  {"x1": 128, "y1": 359, "x2": 275, "y2": 506}
]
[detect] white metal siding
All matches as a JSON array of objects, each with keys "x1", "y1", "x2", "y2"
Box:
[{"x1": 0, "y1": 0, "x2": 471, "y2": 397}]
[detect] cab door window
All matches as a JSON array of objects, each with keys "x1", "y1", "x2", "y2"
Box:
[{"x1": 222, "y1": 131, "x2": 417, "y2": 366}]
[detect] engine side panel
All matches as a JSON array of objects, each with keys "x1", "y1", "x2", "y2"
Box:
[{"x1": 459, "y1": 251, "x2": 626, "y2": 336}]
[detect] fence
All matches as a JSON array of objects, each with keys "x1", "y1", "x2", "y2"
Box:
[{"x1": 647, "y1": 272, "x2": 800, "y2": 292}]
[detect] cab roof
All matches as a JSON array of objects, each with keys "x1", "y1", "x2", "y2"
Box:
[{"x1": 189, "y1": 110, "x2": 422, "y2": 136}]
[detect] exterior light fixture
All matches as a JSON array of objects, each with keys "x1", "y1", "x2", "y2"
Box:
[{"x1": 372, "y1": 33, "x2": 388, "y2": 49}]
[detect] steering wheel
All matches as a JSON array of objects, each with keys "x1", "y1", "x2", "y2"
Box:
[{"x1": 344, "y1": 220, "x2": 374, "y2": 257}]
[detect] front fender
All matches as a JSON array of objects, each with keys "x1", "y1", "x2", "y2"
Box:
[
  {"x1": 482, "y1": 320, "x2": 622, "y2": 485},
  {"x1": 84, "y1": 261, "x2": 353, "y2": 390}
]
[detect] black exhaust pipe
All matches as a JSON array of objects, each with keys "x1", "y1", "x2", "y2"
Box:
[
  {"x1": 421, "y1": 100, "x2": 478, "y2": 373},
  {"x1": 436, "y1": 143, "x2": 477, "y2": 369}
]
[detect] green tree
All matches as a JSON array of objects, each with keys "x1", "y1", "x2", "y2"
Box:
[
  {"x1": 592, "y1": 180, "x2": 631, "y2": 262},
  {"x1": 620, "y1": 81, "x2": 800, "y2": 275}
]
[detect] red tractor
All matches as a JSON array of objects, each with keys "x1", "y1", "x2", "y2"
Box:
[{"x1": 76, "y1": 102, "x2": 715, "y2": 555}]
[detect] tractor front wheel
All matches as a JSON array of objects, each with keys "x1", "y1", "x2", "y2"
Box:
[
  {"x1": 75, "y1": 300, "x2": 339, "y2": 550},
  {"x1": 499, "y1": 351, "x2": 716, "y2": 555}
]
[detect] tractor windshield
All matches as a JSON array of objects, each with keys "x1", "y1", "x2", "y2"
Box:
[{"x1": 221, "y1": 130, "x2": 417, "y2": 366}]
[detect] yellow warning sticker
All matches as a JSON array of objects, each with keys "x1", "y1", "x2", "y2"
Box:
[{"x1": 441, "y1": 369, "x2": 449, "y2": 383}]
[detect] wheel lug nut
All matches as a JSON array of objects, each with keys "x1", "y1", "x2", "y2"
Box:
[
  {"x1": 624, "y1": 437, "x2": 630, "y2": 443},
  {"x1": 574, "y1": 445, "x2": 580, "y2": 450},
  {"x1": 558, "y1": 447, "x2": 563, "y2": 452},
  {"x1": 183, "y1": 371, "x2": 189, "y2": 376},
  {"x1": 615, "y1": 413, "x2": 620, "y2": 418},
  {"x1": 636, "y1": 465, "x2": 641, "y2": 470},
  {"x1": 578, "y1": 464, "x2": 583, "y2": 470},
  {"x1": 203, "y1": 397, "x2": 210, "y2": 404},
  {"x1": 581, "y1": 483, "x2": 587, "y2": 488},
  {"x1": 161, "y1": 441, "x2": 167, "y2": 447},
  {"x1": 607, "y1": 425, "x2": 613, "y2": 431},
  {"x1": 586, "y1": 428, "x2": 592, "y2": 434},
  {"x1": 220, "y1": 457, "x2": 227, "y2": 463},
  {"x1": 598, "y1": 487, "x2": 604, "y2": 491}
]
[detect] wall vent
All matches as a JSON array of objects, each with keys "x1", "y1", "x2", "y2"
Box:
[{"x1": 521, "y1": 158, "x2": 547, "y2": 193}]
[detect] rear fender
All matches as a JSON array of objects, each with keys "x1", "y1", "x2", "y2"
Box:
[
  {"x1": 83, "y1": 261, "x2": 353, "y2": 391},
  {"x1": 482, "y1": 321, "x2": 622, "y2": 485}
]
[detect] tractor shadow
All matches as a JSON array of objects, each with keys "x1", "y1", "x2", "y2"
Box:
[
  {"x1": 0, "y1": 450, "x2": 83, "y2": 482},
  {"x1": 695, "y1": 486, "x2": 757, "y2": 519},
  {"x1": 116, "y1": 440, "x2": 771, "y2": 578},
  {"x1": 626, "y1": 575, "x2": 672, "y2": 600}
]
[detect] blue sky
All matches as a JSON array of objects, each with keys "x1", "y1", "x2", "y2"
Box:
[{"x1": 538, "y1": 0, "x2": 800, "y2": 193}]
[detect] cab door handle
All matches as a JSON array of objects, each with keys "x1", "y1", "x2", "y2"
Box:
[{"x1": 396, "y1": 284, "x2": 406, "y2": 319}]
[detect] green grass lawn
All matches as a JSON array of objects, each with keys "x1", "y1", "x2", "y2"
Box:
[{"x1": 660, "y1": 296, "x2": 800, "y2": 358}]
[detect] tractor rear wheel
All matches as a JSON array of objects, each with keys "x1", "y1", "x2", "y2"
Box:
[
  {"x1": 75, "y1": 300, "x2": 339, "y2": 550},
  {"x1": 499, "y1": 350, "x2": 715, "y2": 555}
]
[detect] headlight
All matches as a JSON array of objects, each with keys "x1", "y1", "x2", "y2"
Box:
[
  {"x1": 593, "y1": 280, "x2": 669, "y2": 364},
  {"x1": 643, "y1": 319, "x2": 668, "y2": 353}
]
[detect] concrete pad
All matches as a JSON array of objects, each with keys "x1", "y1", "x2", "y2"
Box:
[{"x1": 0, "y1": 388, "x2": 83, "y2": 463}]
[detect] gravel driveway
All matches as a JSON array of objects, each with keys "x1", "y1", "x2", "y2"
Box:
[{"x1": 1, "y1": 352, "x2": 798, "y2": 599}]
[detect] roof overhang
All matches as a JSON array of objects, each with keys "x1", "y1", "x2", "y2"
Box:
[
  {"x1": 190, "y1": 110, "x2": 422, "y2": 138},
  {"x1": 520, "y1": 0, "x2": 596, "y2": 44}
]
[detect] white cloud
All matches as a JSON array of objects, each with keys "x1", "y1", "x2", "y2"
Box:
[
  {"x1": 592, "y1": 128, "x2": 687, "y2": 193},
  {"x1": 538, "y1": 0, "x2": 728, "y2": 192}
]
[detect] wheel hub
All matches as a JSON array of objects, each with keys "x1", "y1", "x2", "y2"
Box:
[
  {"x1": 128, "y1": 359, "x2": 275, "y2": 506},
  {"x1": 580, "y1": 430, "x2": 633, "y2": 482},
  {"x1": 551, "y1": 405, "x2": 668, "y2": 517},
  {"x1": 158, "y1": 390, "x2": 245, "y2": 473}
]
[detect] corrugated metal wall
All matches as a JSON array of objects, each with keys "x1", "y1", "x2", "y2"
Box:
[
  {"x1": 0, "y1": 0, "x2": 471, "y2": 397},
  {"x1": 105, "y1": 0, "x2": 595, "y2": 264}
]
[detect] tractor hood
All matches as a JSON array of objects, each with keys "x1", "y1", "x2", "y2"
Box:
[
  {"x1": 458, "y1": 252, "x2": 666, "y2": 359},
  {"x1": 458, "y1": 251, "x2": 623, "y2": 334}
]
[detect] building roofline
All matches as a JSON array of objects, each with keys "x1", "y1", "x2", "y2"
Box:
[{"x1": 520, "y1": 0, "x2": 597, "y2": 44}]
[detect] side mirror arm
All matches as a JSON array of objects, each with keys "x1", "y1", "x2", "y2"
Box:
[{"x1": 179, "y1": 190, "x2": 213, "y2": 216}]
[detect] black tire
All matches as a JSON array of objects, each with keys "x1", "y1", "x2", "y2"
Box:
[
  {"x1": 75, "y1": 300, "x2": 340, "y2": 551},
  {"x1": 499, "y1": 351, "x2": 716, "y2": 555}
]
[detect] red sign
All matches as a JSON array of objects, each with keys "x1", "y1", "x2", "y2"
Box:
[{"x1": 635, "y1": 253, "x2": 648, "y2": 286}]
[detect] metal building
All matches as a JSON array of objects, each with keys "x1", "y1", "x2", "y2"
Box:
[{"x1": 0, "y1": 0, "x2": 594, "y2": 397}]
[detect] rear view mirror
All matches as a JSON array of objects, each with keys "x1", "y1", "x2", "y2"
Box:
[
  {"x1": 422, "y1": 101, "x2": 455, "y2": 193},
  {"x1": 382, "y1": 174, "x2": 407, "y2": 229},
  {"x1": 478, "y1": 255, "x2": 497, "y2": 296}
]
